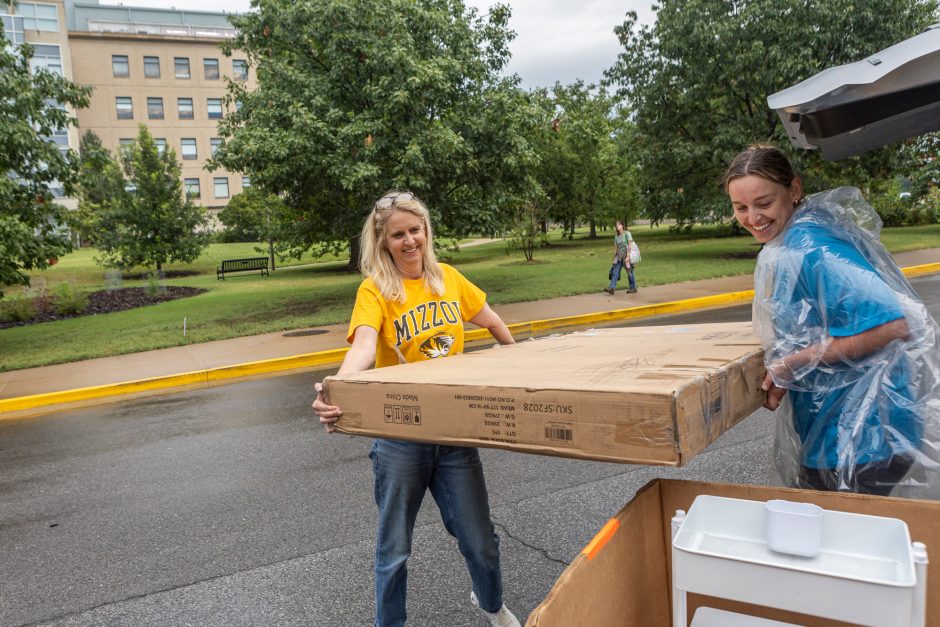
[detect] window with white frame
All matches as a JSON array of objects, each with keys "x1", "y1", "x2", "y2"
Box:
[
  {"x1": 207, "y1": 98, "x2": 223, "y2": 119},
  {"x1": 29, "y1": 44, "x2": 62, "y2": 76},
  {"x1": 41, "y1": 98, "x2": 69, "y2": 156},
  {"x1": 184, "y1": 178, "x2": 200, "y2": 199},
  {"x1": 242, "y1": 176, "x2": 250, "y2": 189},
  {"x1": 144, "y1": 56, "x2": 160, "y2": 78},
  {"x1": 112, "y1": 54, "x2": 129, "y2": 77},
  {"x1": 2, "y1": 14, "x2": 26, "y2": 45},
  {"x1": 181, "y1": 138, "x2": 197, "y2": 160},
  {"x1": 15, "y1": 2, "x2": 58, "y2": 32},
  {"x1": 155, "y1": 138, "x2": 167, "y2": 156},
  {"x1": 115, "y1": 96, "x2": 133, "y2": 120},
  {"x1": 214, "y1": 177, "x2": 229, "y2": 198},
  {"x1": 210, "y1": 137, "x2": 222, "y2": 157}
]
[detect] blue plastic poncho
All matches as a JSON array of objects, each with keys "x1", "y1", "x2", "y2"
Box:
[{"x1": 752, "y1": 187, "x2": 940, "y2": 497}]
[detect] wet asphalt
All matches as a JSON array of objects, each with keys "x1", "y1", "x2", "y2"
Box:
[{"x1": 1, "y1": 273, "x2": 938, "y2": 627}]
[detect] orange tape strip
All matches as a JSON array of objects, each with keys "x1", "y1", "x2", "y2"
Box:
[{"x1": 581, "y1": 518, "x2": 621, "y2": 561}]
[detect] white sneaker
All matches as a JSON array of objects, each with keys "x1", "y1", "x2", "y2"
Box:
[{"x1": 470, "y1": 591, "x2": 521, "y2": 627}]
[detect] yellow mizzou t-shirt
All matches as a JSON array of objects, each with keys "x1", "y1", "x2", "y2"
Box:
[{"x1": 347, "y1": 263, "x2": 486, "y2": 368}]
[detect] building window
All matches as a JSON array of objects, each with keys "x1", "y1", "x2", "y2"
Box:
[
  {"x1": 118, "y1": 138, "x2": 134, "y2": 155},
  {"x1": 155, "y1": 138, "x2": 167, "y2": 156},
  {"x1": 181, "y1": 138, "x2": 197, "y2": 160},
  {"x1": 210, "y1": 137, "x2": 222, "y2": 157},
  {"x1": 207, "y1": 98, "x2": 223, "y2": 120},
  {"x1": 29, "y1": 44, "x2": 62, "y2": 76},
  {"x1": 232, "y1": 59, "x2": 248, "y2": 81},
  {"x1": 174, "y1": 57, "x2": 190, "y2": 79},
  {"x1": 242, "y1": 176, "x2": 250, "y2": 189},
  {"x1": 177, "y1": 97, "x2": 193, "y2": 120},
  {"x1": 144, "y1": 56, "x2": 160, "y2": 78},
  {"x1": 15, "y1": 2, "x2": 58, "y2": 32},
  {"x1": 235, "y1": 100, "x2": 243, "y2": 112},
  {"x1": 112, "y1": 54, "x2": 129, "y2": 77},
  {"x1": 147, "y1": 97, "x2": 164, "y2": 120},
  {"x1": 115, "y1": 96, "x2": 133, "y2": 120},
  {"x1": 204, "y1": 58, "x2": 219, "y2": 80},
  {"x1": 2, "y1": 15, "x2": 26, "y2": 45},
  {"x1": 214, "y1": 177, "x2": 229, "y2": 199},
  {"x1": 41, "y1": 99, "x2": 69, "y2": 156},
  {"x1": 184, "y1": 178, "x2": 201, "y2": 200}
]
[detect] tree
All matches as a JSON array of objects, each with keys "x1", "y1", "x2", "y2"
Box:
[
  {"x1": 92, "y1": 125, "x2": 209, "y2": 273},
  {"x1": 212, "y1": 0, "x2": 539, "y2": 269},
  {"x1": 605, "y1": 0, "x2": 938, "y2": 229},
  {"x1": 217, "y1": 187, "x2": 292, "y2": 269},
  {"x1": 69, "y1": 131, "x2": 125, "y2": 247},
  {"x1": 0, "y1": 39, "x2": 90, "y2": 296},
  {"x1": 531, "y1": 82, "x2": 637, "y2": 239}
]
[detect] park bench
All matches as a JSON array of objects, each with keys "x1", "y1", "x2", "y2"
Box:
[{"x1": 216, "y1": 257, "x2": 269, "y2": 280}]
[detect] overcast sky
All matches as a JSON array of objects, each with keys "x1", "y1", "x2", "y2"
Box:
[{"x1": 100, "y1": 0, "x2": 657, "y2": 89}]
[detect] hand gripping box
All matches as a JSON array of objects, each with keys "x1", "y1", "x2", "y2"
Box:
[{"x1": 325, "y1": 322, "x2": 765, "y2": 466}]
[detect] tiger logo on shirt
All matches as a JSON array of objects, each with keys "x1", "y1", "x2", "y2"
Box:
[{"x1": 419, "y1": 332, "x2": 455, "y2": 359}]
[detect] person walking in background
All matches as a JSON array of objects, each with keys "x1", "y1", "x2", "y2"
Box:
[
  {"x1": 312, "y1": 190, "x2": 521, "y2": 627},
  {"x1": 604, "y1": 220, "x2": 637, "y2": 294},
  {"x1": 723, "y1": 145, "x2": 940, "y2": 497}
]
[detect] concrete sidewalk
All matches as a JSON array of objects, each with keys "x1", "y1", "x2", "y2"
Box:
[{"x1": 3, "y1": 247, "x2": 940, "y2": 418}]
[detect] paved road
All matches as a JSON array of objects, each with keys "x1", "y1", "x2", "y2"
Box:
[{"x1": 2, "y1": 274, "x2": 938, "y2": 627}]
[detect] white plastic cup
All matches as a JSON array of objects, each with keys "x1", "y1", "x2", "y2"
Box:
[{"x1": 765, "y1": 499, "x2": 824, "y2": 557}]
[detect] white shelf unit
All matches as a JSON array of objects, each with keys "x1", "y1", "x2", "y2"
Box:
[{"x1": 670, "y1": 495, "x2": 928, "y2": 627}]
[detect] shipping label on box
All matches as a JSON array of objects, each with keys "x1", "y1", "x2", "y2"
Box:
[{"x1": 326, "y1": 322, "x2": 766, "y2": 466}]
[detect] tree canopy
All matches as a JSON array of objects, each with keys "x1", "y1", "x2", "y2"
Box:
[
  {"x1": 69, "y1": 131, "x2": 125, "y2": 247},
  {"x1": 605, "y1": 0, "x2": 939, "y2": 228},
  {"x1": 213, "y1": 0, "x2": 540, "y2": 265},
  {"x1": 91, "y1": 125, "x2": 208, "y2": 272},
  {"x1": 531, "y1": 82, "x2": 637, "y2": 238},
  {"x1": 0, "y1": 40, "x2": 90, "y2": 296}
]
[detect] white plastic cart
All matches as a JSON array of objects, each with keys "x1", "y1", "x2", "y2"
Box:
[{"x1": 670, "y1": 495, "x2": 929, "y2": 627}]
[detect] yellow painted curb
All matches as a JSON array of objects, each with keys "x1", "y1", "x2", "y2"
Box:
[
  {"x1": 902, "y1": 262, "x2": 940, "y2": 278},
  {"x1": 2, "y1": 262, "x2": 938, "y2": 416}
]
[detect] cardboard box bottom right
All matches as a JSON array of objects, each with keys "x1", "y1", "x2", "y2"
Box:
[{"x1": 527, "y1": 479, "x2": 940, "y2": 627}]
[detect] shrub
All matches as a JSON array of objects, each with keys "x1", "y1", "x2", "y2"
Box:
[
  {"x1": 51, "y1": 283, "x2": 89, "y2": 316},
  {"x1": 145, "y1": 272, "x2": 166, "y2": 297},
  {"x1": 505, "y1": 203, "x2": 550, "y2": 262},
  {"x1": 0, "y1": 297, "x2": 38, "y2": 323}
]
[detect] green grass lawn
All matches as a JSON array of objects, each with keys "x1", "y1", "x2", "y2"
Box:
[{"x1": 2, "y1": 224, "x2": 938, "y2": 371}]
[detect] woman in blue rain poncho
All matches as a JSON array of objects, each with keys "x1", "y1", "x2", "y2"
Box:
[{"x1": 723, "y1": 145, "x2": 940, "y2": 497}]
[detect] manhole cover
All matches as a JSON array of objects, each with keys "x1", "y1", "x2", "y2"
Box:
[{"x1": 282, "y1": 329, "x2": 329, "y2": 337}]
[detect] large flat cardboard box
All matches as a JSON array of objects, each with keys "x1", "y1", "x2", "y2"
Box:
[
  {"x1": 527, "y1": 479, "x2": 940, "y2": 627},
  {"x1": 326, "y1": 322, "x2": 765, "y2": 466}
]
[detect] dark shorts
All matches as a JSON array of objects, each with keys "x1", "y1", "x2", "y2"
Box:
[{"x1": 799, "y1": 454, "x2": 915, "y2": 496}]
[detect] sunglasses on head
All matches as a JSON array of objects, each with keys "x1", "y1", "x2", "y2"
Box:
[{"x1": 374, "y1": 191, "x2": 416, "y2": 210}]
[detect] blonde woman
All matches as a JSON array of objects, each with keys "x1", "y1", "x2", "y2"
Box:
[{"x1": 313, "y1": 191, "x2": 519, "y2": 627}]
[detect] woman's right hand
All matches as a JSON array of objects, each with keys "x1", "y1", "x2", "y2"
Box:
[
  {"x1": 761, "y1": 371, "x2": 787, "y2": 411},
  {"x1": 312, "y1": 381, "x2": 342, "y2": 433}
]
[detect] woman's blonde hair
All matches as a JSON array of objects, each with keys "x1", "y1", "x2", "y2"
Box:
[
  {"x1": 721, "y1": 144, "x2": 798, "y2": 192},
  {"x1": 359, "y1": 190, "x2": 445, "y2": 303}
]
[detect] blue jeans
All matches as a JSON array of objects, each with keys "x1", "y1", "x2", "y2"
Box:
[
  {"x1": 608, "y1": 259, "x2": 636, "y2": 291},
  {"x1": 369, "y1": 439, "x2": 503, "y2": 627}
]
